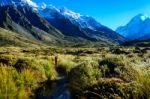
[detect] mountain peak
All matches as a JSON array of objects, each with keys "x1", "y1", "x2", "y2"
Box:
[
  {"x1": 0, "y1": 0, "x2": 38, "y2": 8},
  {"x1": 134, "y1": 14, "x2": 149, "y2": 21},
  {"x1": 60, "y1": 7, "x2": 81, "y2": 19},
  {"x1": 116, "y1": 13, "x2": 150, "y2": 40},
  {"x1": 39, "y1": 5, "x2": 102, "y2": 30},
  {"x1": 40, "y1": 4, "x2": 81, "y2": 19},
  {"x1": 39, "y1": 2, "x2": 47, "y2": 9}
]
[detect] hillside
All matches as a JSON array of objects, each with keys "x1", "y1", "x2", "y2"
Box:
[
  {"x1": 0, "y1": 4, "x2": 125, "y2": 47},
  {"x1": 0, "y1": 5, "x2": 66, "y2": 45},
  {"x1": 40, "y1": 5, "x2": 126, "y2": 44},
  {"x1": 0, "y1": 47, "x2": 150, "y2": 98},
  {"x1": 0, "y1": 28, "x2": 47, "y2": 47},
  {"x1": 122, "y1": 39, "x2": 150, "y2": 47}
]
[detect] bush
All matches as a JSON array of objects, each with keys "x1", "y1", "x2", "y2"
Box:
[
  {"x1": 136, "y1": 69, "x2": 150, "y2": 98},
  {"x1": 69, "y1": 61, "x2": 101, "y2": 94},
  {"x1": 0, "y1": 65, "x2": 27, "y2": 99},
  {"x1": 76, "y1": 78, "x2": 140, "y2": 99},
  {"x1": 21, "y1": 69, "x2": 38, "y2": 89},
  {"x1": 14, "y1": 57, "x2": 57, "y2": 80},
  {"x1": 14, "y1": 58, "x2": 34, "y2": 71},
  {"x1": 99, "y1": 55, "x2": 138, "y2": 82},
  {"x1": 57, "y1": 55, "x2": 77, "y2": 75},
  {"x1": 38, "y1": 59, "x2": 57, "y2": 80},
  {"x1": 0, "y1": 55, "x2": 17, "y2": 66}
]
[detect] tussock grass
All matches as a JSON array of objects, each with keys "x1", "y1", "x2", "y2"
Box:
[
  {"x1": 136, "y1": 68, "x2": 150, "y2": 98},
  {"x1": 69, "y1": 61, "x2": 101, "y2": 93},
  {"x1": 0, "y1": 47, "x2": 150, "y2": 98},
  {"x1": 57, "y1": 55, "x2": 77, "y2": 74},
  {"x1": 0, "y1": 65, "x2": 27, "y2": 99},
  {"x1": 99, "y1": 55, "x2": 138, "y2": 82}
]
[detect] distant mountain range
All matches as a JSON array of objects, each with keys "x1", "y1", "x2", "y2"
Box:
[
  {"x1": 39, "y1": 5, "x2": 125, "y2": 44},
  {"x1": 0, "y1": 0, "x2": 37, "y2": 8},
  {"x1": 116, "y1": 14, "x2": 150, "y2": 40},
  {"x1": 0, "y1": 0, "x2": 126, "y2": 47}
]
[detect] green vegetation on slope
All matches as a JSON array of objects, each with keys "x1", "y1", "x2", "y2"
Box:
[
  {"x1": 122, "y1": 39, "x2": 150, "y2": 47},
  {"x1": 0, "y1": 27, "x2": 117, "y2": 48},
  {"x1": 0, "y1": 28, "x2": 47, "y2": 48},
  {"x1": 0, "y1": 47, "x2": 150, "y2": 99}
]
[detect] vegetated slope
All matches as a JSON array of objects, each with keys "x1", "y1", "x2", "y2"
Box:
[
  {"x1": 0, "y1": 27, "x2": 46, "y2": 47},
  {"x1": 0, "y1": 47, "x2": 150, "y2": 99},
  {"x1": 0, "y1": 5, "x2": 68, "y2": 46},
  {"x1": 122, "y1": 39, "x2": 150, "y2": 47}
]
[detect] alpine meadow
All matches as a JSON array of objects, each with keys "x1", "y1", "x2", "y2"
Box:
[{"x1": 0, "y1": 0, "x2": 150, "y2": 99}]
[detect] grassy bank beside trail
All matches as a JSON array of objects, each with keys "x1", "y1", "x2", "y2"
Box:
[{"x1": 0, "y1": 47, "x2": 150, "y2": 99}]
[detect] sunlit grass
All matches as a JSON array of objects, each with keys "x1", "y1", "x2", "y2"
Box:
[{"x1": 0, "y1": 47, "x2": 150, "y2": 98}]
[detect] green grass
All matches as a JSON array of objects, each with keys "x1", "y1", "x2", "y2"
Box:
[
  {"x1": 99, "y1": 55, "x2": 138, "y2": 81},
  {"x1": 0, "y1": 65, "x2": 26, "y2": 99},
  {"x1": 0, "y1": 28, "x2": 46, "y2": 48},
  {"x1": 69, "y1": 61, "x2": 101, "y2": 89},
  {"x1": 136, "y1": 68, "x2": 150, "y2": 98},
  {"x1": 0, "y1": 47, "x2": 150, "y2": 98}
]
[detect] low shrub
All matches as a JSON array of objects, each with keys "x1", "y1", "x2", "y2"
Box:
[
  {"x1": 136, "y1": 69, "x2": 150, "y2": 98},
  {"x1": 68, "y1": 61, "x2": 101, "y2": 94},
  {"x1": 75, "y1": 78, "x2": 140, "y2": 99},
  {"x1": 14, "y1": 58, "x2": 35, "y2": 71},
  {"x1": 37, "y1": 59, "x2": 57, "y2": 80},
  {"x1": 0, "y1": 65, "x2": 27, "y2": 99},
  {"x1": 21, "y1": 69, "x2": 38, "y2": 91},
  {"x1": 0, "y1": 54, "x2": 16, "y2": 66},
  {"x1": 57, "y1": 55, "x2": 77, "y2": 75},
  {"x1": 99, "y1": 55, "x2": 138, "y2": 82}
]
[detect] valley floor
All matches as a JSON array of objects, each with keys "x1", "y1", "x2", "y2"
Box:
[{"x1": 0, "y1": 46, "x2": 150, "y2": 99}]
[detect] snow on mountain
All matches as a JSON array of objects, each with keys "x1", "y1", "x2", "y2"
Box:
[
  {"x1": 0, "y1": 0, "x2": 38, "y2": 8},
  {"x1": 76, "y1": 16, "x2": 102, "y2": 30},
  {"x1": 0, "y1": 1, "x2": 126, "y2": 45},
  {"x1": 116, "y1": 14, "x2": 150, "y2": 40},
  {"x1": 40, "y1": 2, "x2": 47, "y2": 9},
  {"x1": 39, "y1": 5, "x2": 102, "y2": 30},
  {"x1": 21, "y1": 0, "x2": 37, "y2": 8},
  {"x1": 140, "y1": 14, "x2": 149, "y2": 21},
  {"x1": 61, "y1": 7, "x2": 81, "y2": 19},
  {"x1": 38, "y1": 4, "x2": 126, "y2": 43}
]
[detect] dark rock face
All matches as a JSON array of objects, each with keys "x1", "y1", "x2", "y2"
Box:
[
  {"x1": 40, "y1": 6, "x2": 126, "y2": 44},
  {"x1": 0, "y1": 5, "x2": 63, "y2": 43},
  {"x1": 0, "y1": 2, "x2": 126, "y2": 47}
]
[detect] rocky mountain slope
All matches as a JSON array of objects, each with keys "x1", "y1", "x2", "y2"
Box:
[
  {"x1": 0, "y1": 27, "x2": 46, "y2": 47},
  {"x1": 116, "y1": 14, "x2": 150, "y2": 40},
  {"x1": 0, "y1": 0, "x2": 126, "y2": 47},
  {"x1": 39, "y1": 5, "x2": 126, "y2": 44}
]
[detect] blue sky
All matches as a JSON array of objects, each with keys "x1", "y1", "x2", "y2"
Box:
[{"x1": 34, "y1": 0, "x2": 150, "y2": 30}]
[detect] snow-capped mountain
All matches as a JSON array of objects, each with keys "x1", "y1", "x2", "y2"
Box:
[
  {"x1": 0, "y1": 0, "x2": 126, "y2": 47},
  {"x1": 0, "y1": 1, "x2": 66, "y2": 46},
  {"x1": 0, "y1": 0, "x2": 37, "y2": 8},
  {"x1": 39, "y1": 5, "x2": 125, "y2": 43},
  {"x1": 39, "y1": 5, "x2": 102, "y2": 30},
  {"x1": 116, "y1": 14, "x2": 150, "y2": 40}
]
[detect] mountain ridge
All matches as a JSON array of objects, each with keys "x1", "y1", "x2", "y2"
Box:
[
  {"x1": 39, "y1": 5, "x2": 126, "y2": 44},
  {"x1": 0, "y1": 0, "x2": 126, "y2": 47}
]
